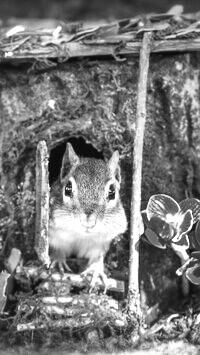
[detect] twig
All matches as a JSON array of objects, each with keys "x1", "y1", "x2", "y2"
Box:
[
  {"x1": 127, "y1": 32, "x2": 152, "y2": 325},
  {"x1": 17, "y1": 318, "x2": 92, "y2": 332},
  {"x1": 35, "y1": 141, "x2": 50, "y2": 266}
]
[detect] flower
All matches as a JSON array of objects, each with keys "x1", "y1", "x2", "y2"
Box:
[
  {"x1": 144, "y1": 194, "x2": 193, "y2": 250},
  {"x1": 143, "y1": 194, "x2": 200, "y2": 286}
]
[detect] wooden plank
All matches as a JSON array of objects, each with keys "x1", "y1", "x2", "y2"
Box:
[{"x1": 2, "y1": 38, "x2": 200, "y2": 63}]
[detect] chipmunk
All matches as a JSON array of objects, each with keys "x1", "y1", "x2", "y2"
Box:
[{"x1": 48, "y1": 143, "x2": 127, "y2": 289}]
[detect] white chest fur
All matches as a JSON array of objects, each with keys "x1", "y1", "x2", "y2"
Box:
[
  {"x1": 49, "y1": 191, "x2": 127, "y2": 263},
  {"x1": 49, "y1": 217, "x2": 111, "y2": 263}
]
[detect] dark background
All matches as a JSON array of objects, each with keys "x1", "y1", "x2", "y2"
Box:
[{"x1": 0, "y1": 0, "x2": 199, "y2": 21}]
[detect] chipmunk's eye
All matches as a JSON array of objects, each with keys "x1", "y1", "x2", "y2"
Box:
[
  {"x1": 108, "y1": 184, "x2": 116, "y2": 200},
  {"x1": 64, "y1": 180, "x2": 73, "y2": 197}
]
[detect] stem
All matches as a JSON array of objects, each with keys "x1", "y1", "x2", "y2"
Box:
[
  {"x1": 171, "y1": 244, "x2": 190, "y2": 296},
  {"x1": 35, "y1": 140, "x2": 50, "y2": 266},
  {"x1": 127, "y1": 32, "x2": 152, "y2": 324},
  {"x1": 176, "y1": 257, "x2": 193, "y2": 276}
]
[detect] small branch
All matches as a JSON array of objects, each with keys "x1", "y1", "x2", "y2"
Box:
[
  {"x1": 35, "y1": 141, "x2": 50, "y2": 266},
  {"x1": 127, "y1": 32, "x2": 152, "y2": 323}
]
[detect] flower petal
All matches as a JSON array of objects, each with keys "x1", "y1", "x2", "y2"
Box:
[
  {"x1": 146, "y1": 194, "x2": 180, "y2": 221},
  {"x1": 179, "y1": 198, "x2": 200, "y2": 224},
  {"x1": 141, "y1": 210, "x2": 149, "y2": 228},
  {"x1": 191, "y1": 251, "x2": 200, "y2": 261},
  {"x1": 173, "y1": 210, "x2": 193, "y2": 242},
  {"x1": 159, "y1": 222, "x2": 175, "y2": 241},
  {"x1": 189, "y1": 231, "x2": 199, "y2": 250},
  {"x1": 194, "y1": 220, "x2": 200, "y2": 249},
  {"x1": 148, "y1": 216, "x2": 165, "y2": 234},
  {"x1": 148, "y1": 217, "x2": 174, "y2": 241},
  {"x1": 145, "y1": 228, "x2": 166, "y2": 249},
  {"x1": 171, "y1": 234, "x2": 190, "y2": 251}
]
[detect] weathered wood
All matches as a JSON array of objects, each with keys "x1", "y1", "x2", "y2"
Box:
[
  {"x1": 2, "y1": 11, "x2": 200, "y2": 63},
  {"x1": 127, "y1": 32, "x2": 152, "y2": 326},
  {"x1": 16, "y1": 318, "x2": 92, "y2": 332},
  {"x1": 35, "y1": 141, "x2": 50, "y2": 266},
  {"x1": 2, "y1": 38, "x2": 200, "y2": 63}
]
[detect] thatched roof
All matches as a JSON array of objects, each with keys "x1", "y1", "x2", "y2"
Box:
[{"x1": 1, "y1": 5, "x2": 200, "y2": 65}]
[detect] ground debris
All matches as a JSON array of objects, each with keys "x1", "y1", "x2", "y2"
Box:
[
  {"x1": 14, "y1": 291, "x2": 126, "y2": 332},
  {"x1": 0, "y1": 262, "x2": 129, "y2": 347}
]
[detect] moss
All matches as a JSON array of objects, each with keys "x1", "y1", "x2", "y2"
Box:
[{"x1": 0, "y1": 53, "x2": 200, "y2": 308}]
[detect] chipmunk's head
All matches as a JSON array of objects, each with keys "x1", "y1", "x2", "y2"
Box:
[{"x1": 51, "y1": 142, "x2": 126, "y2": 237}]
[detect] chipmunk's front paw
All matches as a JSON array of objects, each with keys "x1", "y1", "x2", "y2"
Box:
[
  {"x1": 81, "y1": 261, "x2": 108, "y2": 293},
  {"x1": 50, "y1": 258, "x2": 72, "y2": 273}
]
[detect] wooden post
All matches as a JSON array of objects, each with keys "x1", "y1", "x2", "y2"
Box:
[
  {"x1": 35, "y1": 140, "x2": 50, "y2": 266},
  {"x1": 127, "y1": 32, "x2": 152, "y2": 329}
]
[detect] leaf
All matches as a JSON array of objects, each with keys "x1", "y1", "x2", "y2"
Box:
[
  {"x1": 179, "y1": 198, "x2": 200, "y2": 224},
  {"x1": 146, "y1": 194, "x2": 180, "y2": 221},
  {"x1": 186, "y1": 260, "x2": 200, "y2": 285},
  {"x1": 145, "y1": 228, "x2": 166, "y2": 249}
]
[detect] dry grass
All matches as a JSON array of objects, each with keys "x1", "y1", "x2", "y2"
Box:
[{"x1": 1, "y1": 9, "x2": 200, "y2": 64}]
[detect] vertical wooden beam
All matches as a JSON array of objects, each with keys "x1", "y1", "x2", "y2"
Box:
[
  {"x1": 127, "y1": 32, "x2": 152, "y2": 328},
  {"x1": 35, "y1": 140, "x2": 50, "y2": 266}
]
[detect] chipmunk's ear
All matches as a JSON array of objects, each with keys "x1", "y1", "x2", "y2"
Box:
[
  {"x1": 60, "y1": 143, "x2": 80, "y2": 180},
  {"x1": 108, "y1": 150, "x2": 121, "y2": 183}
]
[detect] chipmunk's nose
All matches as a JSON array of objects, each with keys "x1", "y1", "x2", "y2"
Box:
[{"x1": 80, "y1": 212, "x2": 97, "y2": 229}]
